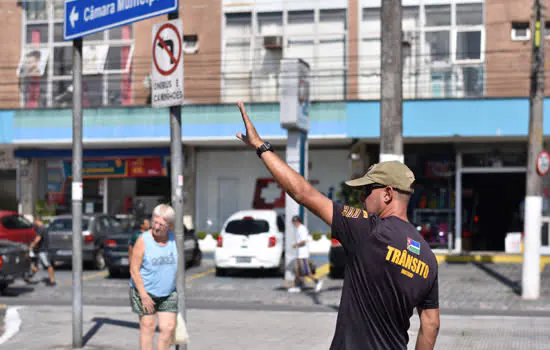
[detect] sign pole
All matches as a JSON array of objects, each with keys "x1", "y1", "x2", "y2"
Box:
[
  {"x1": 159, "y1": 9, "x2": 186, "y2": 350},
  {"x1": 522, "y1": 0, "x2": 545, "y2": 300},
  {"x1": 71, "y1": 36, "x2": 84, "y2": 349},
  {"x1": 279, "y1": 59, "x2": 310, "y2": 288}
]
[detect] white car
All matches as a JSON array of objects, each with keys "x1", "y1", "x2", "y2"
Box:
[{"x1": 214, "y1": 210, "x2": 285, "y2": 276}]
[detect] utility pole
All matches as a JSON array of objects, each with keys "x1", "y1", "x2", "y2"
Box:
[
  {"x1": 522, "y1": 0, "x2": 545, "y2": 300},
  {"x1": 167, "y1": 9, "x2": 187, "y2": 350},
  {"x1": 379, "y1": 0, "x2": 403, "y2": 163},
  {"x1": 71, "y1": 37, "x2": 84, "y2": 348}
]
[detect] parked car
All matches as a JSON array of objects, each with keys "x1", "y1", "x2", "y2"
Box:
[
  {"x1": 0, "y1": 211, "x2": 36, "y2": 245},
  {"x1": 0, "y1": 239, "x2": 31, "y2": 293},
  {"x1": 214, "y1": 210, "x2": 285, "y2": 276},
  {"x1": 328, "y1": 237, "x2": 346, "y2": 278},
  {"x1": 47, "y1": 214, "x2": 121, "y2": 270},
  {"x1": 104, "y1": 222, "x2": 202, "y2": 278}
]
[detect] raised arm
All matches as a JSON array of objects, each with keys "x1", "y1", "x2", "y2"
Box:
[{"x1": 236, "y1": 102, "x2": 333, "y2": 226}]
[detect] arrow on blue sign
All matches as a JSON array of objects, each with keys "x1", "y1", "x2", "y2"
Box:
[{"x1": 64, "y1": 0, "x2": 178, "y2": 41}]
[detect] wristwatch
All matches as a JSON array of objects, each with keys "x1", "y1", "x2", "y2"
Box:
[{"x1": 256, "y1": 142, "x2": 274, "y2": 158}]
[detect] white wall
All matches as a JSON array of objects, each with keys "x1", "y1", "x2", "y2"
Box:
[{"x1": 195, "y1": 148, "x2": 349, "y2": 234}]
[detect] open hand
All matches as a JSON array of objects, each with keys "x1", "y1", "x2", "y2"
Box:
[
  {"x1": 236, "y1": 102, "x2": 264, "y2": 148},
  {"x1": 140, "y1": 293, "x2": 155, "y2": 314}
]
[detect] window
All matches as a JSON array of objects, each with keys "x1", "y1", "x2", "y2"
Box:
[
  {"x1": 359, "y1": 2, "x2": 484, "y2": 99},
  {"x1": 225, "y1": 219, "x2": 270, "y2": 235},
  {"x1": 223, "y1": 13, "x2": 252, "y2": 102},
  {"x1": 222, "y1": 8, "x2": 347, "y2": 103},
  {"x1": 511, "y1": 22, "x2": 530, "y2": 41},
  {"x1": 0, "y1": 215, "x2": 33, "y2": 229},
  {"x1": 20, "y1": 0, "x2": 134, "y2": 108},
  {"x1": 49, "y1": 218, "x2": 90, "y2": 231}
]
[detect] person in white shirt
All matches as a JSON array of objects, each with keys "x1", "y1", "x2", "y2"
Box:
[{"x1": 290, "y1": 215, "x2": 323, "y2": 293}]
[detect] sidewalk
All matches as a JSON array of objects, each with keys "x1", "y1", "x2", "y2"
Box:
[{"x1": 3, "y1": 305, "x2": 550, "y2": 349}]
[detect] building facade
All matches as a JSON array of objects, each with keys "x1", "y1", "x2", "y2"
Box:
[{"x1": 1, "y1": 0, "x2": 550, "y2": 253}]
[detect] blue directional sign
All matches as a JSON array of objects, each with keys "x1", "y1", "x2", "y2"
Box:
[{"x1": 64, "y1": 0, "x2": 178, "y2": 41}]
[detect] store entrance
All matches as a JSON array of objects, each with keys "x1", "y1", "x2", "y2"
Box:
[{"x1": 462, "y1": 173, "x2": 525, "y2": 251}]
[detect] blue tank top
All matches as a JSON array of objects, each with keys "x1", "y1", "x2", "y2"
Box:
[{"x1": 131, "y1": 230, "x2": 178, "y2": 297}]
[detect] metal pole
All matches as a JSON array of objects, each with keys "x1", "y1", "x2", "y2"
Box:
[
  {"x1": 103, "y1": 178, "x2": 108, "y2": 214},
  {"x1": 522, "y1": 0, "x2": 545, "y2": 300},
  {"x1": 454, "y1": 152, "x2": 462, "y2": 253},
  {"x1": 168, "y1": 9, "x2": 187, "y2": 350},
  {"x1": 71, "y1": 37, "x2": 83, "y2": 349},
  {"x1": 379, "y1": 0, "x2": 403, "y2": 163}
]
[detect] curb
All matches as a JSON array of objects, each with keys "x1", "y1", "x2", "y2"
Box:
[{"x1": 0, "y1": 306, "x2": 21, "y2": 345}]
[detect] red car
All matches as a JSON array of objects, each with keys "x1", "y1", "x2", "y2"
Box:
[{"x1": 0, "y1": 211, "x2": 36, "y2": 245}]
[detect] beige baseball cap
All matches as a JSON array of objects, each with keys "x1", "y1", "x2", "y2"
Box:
[{"x1": 345, "y1": 161, "x2": 415, "y2": 194}]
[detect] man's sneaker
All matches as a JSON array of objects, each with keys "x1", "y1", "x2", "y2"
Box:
[
  {"x1": 46, "y1": 281, "x2": 56, "y2": 287},
  {"x1": 288, "y1": 287, "x2": 301, "y2": 293},
  {"x1": 315, "y1": 280, "x2": 324, "y2": 293}
]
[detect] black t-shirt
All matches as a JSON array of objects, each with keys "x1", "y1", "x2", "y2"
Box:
[
  {"x1": 34, "y1": 225, "x2": 48, "y2": 251},
  {"x1": 330, "y1": 202, "x2": 439, "y2": 350}
]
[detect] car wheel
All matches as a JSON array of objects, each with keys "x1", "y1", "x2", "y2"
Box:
[
  {"x1": 215, "y1": 267, "x2": 227, "y2": 277},
  {"x1": 108, "y1": 268, "x2": 120, "y2": 278},
  {"x1": 276, "y1": 255, "x2": 285, "y2": 276},
  {"x1": 0, "y1": 282, "x2": 7, "y2": 294},
  {"x1": 92, "y1": 249, "x2": 106, "y2": 270},
  {"x1": 191, "y1": 248, "x2": 202, "y2": 267}
]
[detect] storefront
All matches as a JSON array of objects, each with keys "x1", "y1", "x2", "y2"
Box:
[
  {"x1": 15, "y1": 148, "x2": 172, "y2": 218},
  {"x1": 454, "y1": 144, "x2": 527, "y2": 252}
]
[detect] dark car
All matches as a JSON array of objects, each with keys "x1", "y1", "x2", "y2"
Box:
[
  {"x1": 0, "y1": 239, "x2": 31, "y2": 292},
  {"x1": 329, "y1": 237, "x2": 346, "y2": 278},
  {"x1": 47, "y1": 214, "x2": 121, "y2": 270},
  {"x1": 104, "y1": 222, "x2": 202, "y2": 278}
]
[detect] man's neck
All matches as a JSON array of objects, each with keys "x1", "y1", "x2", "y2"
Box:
[{"x1": 379, "y1": 207, "x2": 409, "y2": 222}]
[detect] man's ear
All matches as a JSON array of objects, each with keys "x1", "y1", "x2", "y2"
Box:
[{"x1": 384, "y1": 187, "x2": 394, "y2": 204}]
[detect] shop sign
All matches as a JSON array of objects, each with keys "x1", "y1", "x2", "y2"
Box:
[{"x1": 63, "y1": 157, "x2": 166, "y2": 179}]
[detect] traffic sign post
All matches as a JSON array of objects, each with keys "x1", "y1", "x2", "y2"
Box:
[
  {"x1": 64, "y1": 0, "x2": 178, "y2": 40},
  {"x1": 64, "y1": 0, "x2": 181, "y2": 348},
  {"x1": 151, "y1": 20, "x2": 184, "y2": 108},
  {"x1": 151, "y1": 13, "x2": 188, "y2": 349}
]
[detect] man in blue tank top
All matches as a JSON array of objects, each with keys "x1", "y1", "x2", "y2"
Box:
[{"x1": 130, "y1": 204, "x2": 179, "y2": 350}]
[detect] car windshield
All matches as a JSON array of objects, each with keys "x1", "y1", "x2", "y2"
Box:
[
  {"x1": 225, "y1": 219, "x2": 269, "y2": 235},
  {"x1": 49, "y1": 218, "x2": 89, "y2": 231}
]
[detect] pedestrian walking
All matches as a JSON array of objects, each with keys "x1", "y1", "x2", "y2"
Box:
[
  {"x1": 289, "y1": 215, "x2": 323, "y2": 293},
  {"x1": 130, "y1": 204, "x2": 178, "y2": 350},
  {"x1": 236, "y1": 102, "x2": 439, "y2": 350},
  {"x1": 26, "y1": 217, "x2": 56, "y2": 286}
]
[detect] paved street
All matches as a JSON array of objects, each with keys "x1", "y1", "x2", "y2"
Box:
[
  {"x1": 3, "y1": 256, "x2": 550, "y2": 316},
  {"x1": 3, "y1": 255, "x2": 550, "y2": 348},
  {"x1": 3, "y1": 305, "x2": 550, "y2": 349}
]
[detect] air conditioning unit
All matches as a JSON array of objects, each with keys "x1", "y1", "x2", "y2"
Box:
[
  {"x1": 402, "y1": 32, "x2": 415, "y2": 48},
  {"x1": 263, "y1": 35, "x2": 283, "y2": 49}
]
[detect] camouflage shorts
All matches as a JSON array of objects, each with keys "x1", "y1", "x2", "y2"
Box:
[{"x1": 129, "y1": 287, "x2": 178, "y2": 316}]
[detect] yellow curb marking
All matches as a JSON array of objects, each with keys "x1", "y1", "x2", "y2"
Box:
[
  {"x1": 435, "y1": 254, "x2": 550, "y2": 272},
  {"x1": 186, "y1": 268, "x2": 215, "y2": 282},
  {"x1": 305, "y1": 263, "x2": 330, "y2": 282}
]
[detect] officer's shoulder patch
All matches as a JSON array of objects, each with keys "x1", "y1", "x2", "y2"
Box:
[{"x1": 341, "y1": 205, "x2": 363, "y2": 219}]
